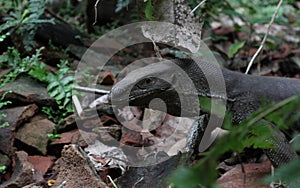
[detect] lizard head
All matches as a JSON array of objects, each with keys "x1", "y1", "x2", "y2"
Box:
[{"x1": 109, "y1": 60, "x2": 200, "y2": 117}]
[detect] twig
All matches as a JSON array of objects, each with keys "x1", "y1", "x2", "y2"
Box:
[
  {"x1": 149, "y1": 38, "x2": 163, "y2": 60},
  {"x1": 44, "y1": 9, "x2": 68, "y2": 25},
  {"x1": 190, "y1": 0, "x2": 207, "y2": 15},
  {"x1": 57, "y1": 180, "x2": 67, "y2": 188},
  {"x1": 107, "y1": 175, "x2": 118, "y2": 188},
  {"x1": 133, "y1": 177, "x2": 144, "y2": 187},
  {"x1": 245, "y1": 0, "x2": 284, "y2": 74},
  {"x1": 93, "y1": 0, "x2": 101, "y2": 25},
  {"x1": 237, "y1": 153, "x2": 246, "y2": 188},
  {"x1": 73, "y1": 86, "x2": 110, "y2": 94},
  {"x1": 72, "y1": 95, "x2": 83, "y2": 116}
]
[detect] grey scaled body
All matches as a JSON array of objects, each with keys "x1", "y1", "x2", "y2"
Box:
[{"x1": 109, "y1": 58, "x2": 300, "y2": 167}]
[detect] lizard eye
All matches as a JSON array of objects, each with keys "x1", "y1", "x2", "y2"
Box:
[
  {"x1": 145, "y1": 78, "x2": 152, "y2": 84},
  {"x1": 136, "y1": 77, "x2": 155, "y2": 89}
]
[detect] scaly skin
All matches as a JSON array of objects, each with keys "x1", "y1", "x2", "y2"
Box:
[{"x1": 109, "y1": 58, "x2": 300, "y2": 167}]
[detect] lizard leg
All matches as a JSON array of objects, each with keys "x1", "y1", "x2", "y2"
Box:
[{"x1": 261, "y1": 119, "x2": 298, "y2": 168}]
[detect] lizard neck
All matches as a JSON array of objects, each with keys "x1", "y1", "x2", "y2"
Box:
[{"x1": 173, "y1": 59, "x2": 233, "y2": 101}]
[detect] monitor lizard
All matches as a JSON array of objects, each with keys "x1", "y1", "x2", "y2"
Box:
[{"x1": 108, "y1": 58, "x2": 300, "y2": 167}]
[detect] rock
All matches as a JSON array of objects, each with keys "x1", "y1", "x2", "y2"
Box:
[
  {"x1": 49, "y1": 129, "x2": 98, "y2": 156},
  {"x1": 0, "y1": 75, "x2": 55, "y2": 106},
  {"x1": 118, "y1": 153, "x2": 187, "y2": 187},
  {"x1": 278, "y1": 57, "x2": 300, "y2": 77},
  {"x1": 0, "y1": 151, "x2": 43, "y2": 188},
  {"x1": 0, "y1": 68, "x2": 12, "y2": 80},
  {"x1": 28, "y1": 156, "x2": 55, "y2": 175},
  {"x1": 0, "y1": 104, "x2": 38, "y2": 157},
  {"x1": 16, "y1": 119, "x2": 55, "y2": 155},
  {"x1": 57, "y1": 114, "x2": 76, "y2": 132},
  {"x1": 51, "y1": 129, "x2": 98, "y2": 146},
  {"x1": 0, "y1": 153, "x2": 10, "y2": 169},
  {"x1": 84, "y1": 140, "x2": 127, "y2": 171},
  {"x1": 36, "y1": 15, "x2": 85, "y2": 48},
  {"x1": 97, "y1": 70, "x2": 115, "y2": 85},
  {"x1": 29, "y1": 113, "x2": 48, "y2": 122},
  {"x1": 53, "y1": 144, "x2": 108, "y2": 188},
  {"x1": 0, "y1": 153, "x2": 10, "y2": 182},
  {"x1": 218, "y1": 160, "x2": 271, "y2": 188}
]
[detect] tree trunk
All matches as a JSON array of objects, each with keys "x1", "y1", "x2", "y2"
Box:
[{"x1": 143, "y1": 0, "x2": 204, "y2": 53}]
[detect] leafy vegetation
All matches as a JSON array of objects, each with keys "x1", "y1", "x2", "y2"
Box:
[
  {"x1": 0, "y1": 92, "x2": 11, "y2": 174},
  {"x1": 144, "y1": 0, "x2": 154, "y2": 21},
  {"x1": 0, "y1": 47, "x2": 74, "y2": 118},
  {"x1": 0, "y1": 91, "x2": 12, "y2": 129},
  {"x1": 0, "y1": 47, "x2": 44, "y2": 88},
  {"x1": 45, "y1": 61, "x2": 74, "y2": 117},
  {"x1": 47, "y1": 131, "x2": 62, "y2": 140},
  {"x1": 170, "y1": 94, "x2": 300, "y2": 187},
  {"x1": 0, "y1": 165, "x2": 6, "y2": 174},
  {"x1": 0, "y1": 47, "x2": 74, "y2": 137},
  {"x1": 187, "y1": 0, "x2": 299, "y2": 59},
  {"x1": 0, "y1": 0, "x2": 76, "y2": 141},
  {"x1": 42, "y1": 60, "x2": 74, "y2": 138},
  {"x1": 0, "y1": 0, "x2": 54, "y2": 51},
  {"x1": 228, "y1": 41, "x2": 246, "y2": 58}
]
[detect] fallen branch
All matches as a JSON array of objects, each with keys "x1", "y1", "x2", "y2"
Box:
[
  {"x1": 190, "y1": 0, "x2": 207, "y2": 15},
  {"x1": 73, "y1": 86, "x2": 110, "y2": 94},
  {"x1": 245, "y1": 0, "x2": 284, "y2": 74},
  {"x1": 93, "y1": 0, "x2": 102, "y2": 25},
  {"x1": 72, "y1": 95, "x2": 83, "y2": 117}
]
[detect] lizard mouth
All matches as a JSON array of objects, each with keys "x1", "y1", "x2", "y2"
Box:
[
  {"x1": 109, "y1": 88, "x2": 168, "y2": 107},
  {"x1": 129, "y1": 89, "x2": 160, "y2": 100}
]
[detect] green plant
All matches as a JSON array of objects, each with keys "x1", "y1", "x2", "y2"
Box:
[
  {"x1": 0, "y1": 47, "x2": 74, "y2": 128},
  {"x1": 0, "y1": 165, "x2": 6, "y2": 174},
  {"x1": 0, "y1": 1, "x2": 22, "y2": 15},
  {"x1": 228, "y1": 41, "x2": 246, "y2": 58},
  {"x1": 47, "y1": 133, "x2": 62, "y2": 140},
  {"x1": 28, "y1": 61, "x2": 48, "y2": 82},
  {"x1": 36, "y1": 59, "x2": 75, "y2": 135},
  {"x1": 0, "y1": 47, "x2": 45, "y2": 88},
  {"x1": 47, "y1": 122, "x2": 62, "y2": 140},
  {"x1": 45, "y1": 60, "x2": 74, "y2": 118},
  {"x1": 42, "y1": 61, "x2": 75, "y2": 138},
  {"x1": 0, "y1": 91, "x2": 12, "y2": 129},
  {"x1": 170, "y1": 94, "x2": 300, "y2": 187},
  {"x1": 42, "y1": 106, "x2": 62, "y2": 139},
  {"x1": 189, "y1": 0, "x2": 298, "y2": 59},
  {"x1": 0, "y1": 0, "x2": 54, "y2": 51},
  {"x1": 2, "y1": 49, "x2": 74, "y2": 117},
  {"x1": 144, "y1": 0, "x2": 154, "y2": 21}
]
